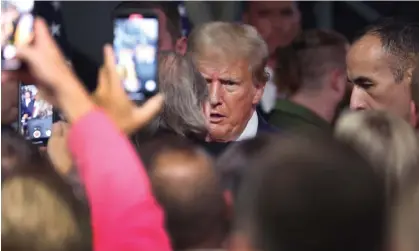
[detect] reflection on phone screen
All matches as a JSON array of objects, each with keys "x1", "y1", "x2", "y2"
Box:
[
  {"x1": 1, "y1": 0, "x2": 35, "y2": 70},
  {"x1": 20, "y1": 85, "x2": 54, "y2": 143},
  {"x1": 113, "y1": 14, "x2": 158, "y2": 101}
]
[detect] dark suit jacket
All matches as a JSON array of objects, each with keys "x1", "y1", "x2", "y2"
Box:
[
  {"x1": 257, "y1": 112, "x2": 278, "y2": 133},
  {"x1": 197, "y1": 112, "x2": 278, "y2": 157},
  {"x1": 135, "y1": 113, "x2": 278, "y2": 158},
  {"x1": 21, "y1": 99, "x2": 35, "y2": 117}
]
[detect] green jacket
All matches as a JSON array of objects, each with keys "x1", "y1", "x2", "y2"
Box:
[{"x1": 269, "y1": 99, "x2": 331, "y2": 132}]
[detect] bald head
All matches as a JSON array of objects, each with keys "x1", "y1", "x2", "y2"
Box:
[
  {"x1": 138, "y1": 136, "x2": 227, "y2": 250},
  {"x1": 150, "y1": 148, "x2": 219, "y2": 206}
]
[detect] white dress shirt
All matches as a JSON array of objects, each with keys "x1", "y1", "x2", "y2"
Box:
[
  {"x1": 236, "y1": 111, "x2": 259, "y2": 141},
  {"x1": 25, "y1": 98, "x2": 31, "y2": 107},
  {"x1": 260, "y1": 66, "x2": 278, "y2": 114},
  {"x1": 32, "y1": 100, "x2": 40, "y2": 118}
]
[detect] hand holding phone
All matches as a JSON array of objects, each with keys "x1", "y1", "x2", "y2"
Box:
[
  {"x1": 94, "y1": 45, "x2": 164, "y2": 135},
  {"x1": 112, "y1": 8, "x2": 159, "y2": 102}
]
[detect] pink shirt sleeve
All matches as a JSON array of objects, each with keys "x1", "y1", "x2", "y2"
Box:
[{"x1": 68, "y1": 109, "x2": 171, "y2": 251}]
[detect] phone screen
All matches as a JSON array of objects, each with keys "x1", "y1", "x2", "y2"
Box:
[
  {"x1": 1, "y1": 0, "x2": 35, "y2": 70},
  {"x1": 19, "y1": 84, "x2": 54, "y2": 145},
  {"x1": 113, "y1": 13, "x2": 159, "y2": 101}
]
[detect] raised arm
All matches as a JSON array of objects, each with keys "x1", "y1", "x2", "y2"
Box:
[
  {"x1": 68, "y1": 109, "x2": 171, "y2": 251},
  {"x1": 6, "y1": 18, "x2": 171, "y2": 251}
]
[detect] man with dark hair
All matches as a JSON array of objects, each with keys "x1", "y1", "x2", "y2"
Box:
[
  {"x1": 137, "y1": 135, "x2": 228, "y2": 251},
  {"x1": 231, "y1": 132, "x2": 386, "y2": 251},
  {"x1": 115, "y1": 1, "x2": 187, "y2": 53},
  {"x1": 269, "y1": 29, "x2": 349, "y2": 131},
  {"x1": 347, "y1": 18, "x2": 419, "y2": 125}
]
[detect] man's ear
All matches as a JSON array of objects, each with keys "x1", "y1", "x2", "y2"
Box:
[
  {"x1": 330, "y1": 69, "x2": 346, "y2": 99},
  {"x1": 409, "y1": 101, "x2": 418, "y2": 128},
  {"x1": 252, "y1": 81, "x2": 266, "y2": 105},
  {"x1": 175, "y1": 36, "x2": 188, "y2": 55},
  {"x1": 224, "y1": 190, "x2": 233, "y2": 220},
  {"x1": 405, "y1": 67, "x2": 414, "y2": 84}
]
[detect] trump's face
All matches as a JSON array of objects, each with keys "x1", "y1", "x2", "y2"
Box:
[{"x1": 198, "y1": 59, "x2": 265, "y2": 142}]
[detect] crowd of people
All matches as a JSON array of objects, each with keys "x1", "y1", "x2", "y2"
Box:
[{"x1": 1, "y1": 1, "x2": 419, "y2": 251}]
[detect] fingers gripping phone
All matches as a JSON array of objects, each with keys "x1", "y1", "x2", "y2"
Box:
[
  {"x1": 112, "y1": 8, "x2": 159, "y2": 102},
  {"x1": 1, "y1": 0, "x2": 35, "y2": 70},
  {"x1": 18, "y1": 83, "x2": 58, "y2": 146}
]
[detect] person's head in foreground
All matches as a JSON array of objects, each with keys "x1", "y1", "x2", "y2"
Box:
[
  {"x1": 335, "y1": 110, "x2": 419, "y2": 197},
  {"x1": 134, "y1": 51, "x2": 208, "y2": 142},
  {"x1": 1, "y1": 127, "x2": 44, "y2": 181},
  {"x1": 2, "y1": 130, "x2": 91, "y2": 251},
  {"x1": 216, "y1": 134, "x2": 271, "y2": 199},
  {"x1": 347, "y1": 17, "x2": 419, "y2": 125},
  {"x1": 187, "y1": 22, "x2": 269, "y2": 142},
  {"x1": 230, "y1": 132, "x2": 386, "y2": 251},
  {"x1": 137, "y1": 135, "x2": 228, "y2": 250},
  {"x1": 335, "y1": 110, "x2": 419, "y2": 251}
]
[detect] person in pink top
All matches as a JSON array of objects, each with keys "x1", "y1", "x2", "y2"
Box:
[{"x1": 3, "y1": 17, "x2": 172, "y2": 251}]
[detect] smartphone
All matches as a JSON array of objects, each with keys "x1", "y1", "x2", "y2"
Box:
[
  {"x1": 1, "y1": 0, "x2": 35, "y2": 70},
  {"x1": 18, "y1": 84, "x2": 56, "y2": 145},
  {"x1": 112, "y1": 9, "x2": 159, "y2": 102}
]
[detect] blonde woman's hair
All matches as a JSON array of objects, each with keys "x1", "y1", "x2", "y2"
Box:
[
  {"x1": 335, "y1": 110, "x2": 419, "y2": 251},
  {"x1": 187, "y1": 21, "x2": 269, "y2": 84},
  {"x1": 335, "y1": 110, "x2": 419, "y2": 193},
  {"x1": 2, "y1": 163, "x2": 91, "y2": 251}
]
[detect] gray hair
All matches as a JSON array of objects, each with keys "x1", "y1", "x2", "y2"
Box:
[
  {"x1": 187, "y1": 21, "x2": 269, "y2": 84},
  {"x1": 147, "y1": 51, "x2": 208, "y2": 138}
]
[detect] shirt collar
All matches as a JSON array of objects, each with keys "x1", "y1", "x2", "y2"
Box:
[{"x1": 236, "y1": 111, "x2": 258, "y2": 141}]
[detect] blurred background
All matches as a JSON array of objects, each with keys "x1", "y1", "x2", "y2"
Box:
[{"x1": 38, "y1": 1, "x2": 419, "y2": 91}]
